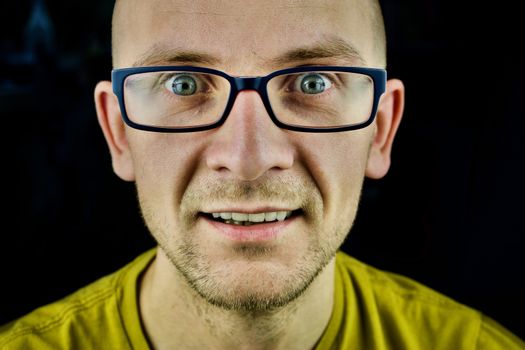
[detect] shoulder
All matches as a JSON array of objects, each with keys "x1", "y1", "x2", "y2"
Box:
[
  {"x1": 0, "y1": 272, "x2": 121, "y2": 349},
  {"x1": 476, "y1": 314, "x2": 525, "y2": 349},
  {"x1": 333, "y1": 251, "x2": 525, "y2": 349},
  {"x1": 336, "y1": 252, "x2": 470, "y2": 311},
  {"x1": 0, "y1": 249, "x2": 156, "y2": 350}
]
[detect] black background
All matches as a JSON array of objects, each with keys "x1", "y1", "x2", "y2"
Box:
[{"x1": 1, "y1": 0, "x2": 524, "y2": 341}]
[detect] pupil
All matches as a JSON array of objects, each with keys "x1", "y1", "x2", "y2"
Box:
[
  {"x1": 302, "y1": 75, "x2": 325, "y2": 94},
  {"x1": 172, "y1": 76, "x2": 196, "y2": 95}
]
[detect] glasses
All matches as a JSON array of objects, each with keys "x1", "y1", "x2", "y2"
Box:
[{"x1": 112, "y1": 66, "x2": 386, "y2": 133}]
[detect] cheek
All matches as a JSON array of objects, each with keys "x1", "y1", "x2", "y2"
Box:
[
  {"x1": 298, "y1": 132, "x2": 371, "y2": 220},
  {"x1": 129, "y1": 133, "x2": 205, "y2": 223}
]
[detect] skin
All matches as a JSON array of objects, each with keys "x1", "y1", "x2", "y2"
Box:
[{"x1": 95, "y1": 0, "x2": 404, "y2": 349}]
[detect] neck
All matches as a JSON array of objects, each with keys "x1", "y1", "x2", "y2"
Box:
[{"x1": 139, "y1": 248, "x2": 335, "y2": 350}]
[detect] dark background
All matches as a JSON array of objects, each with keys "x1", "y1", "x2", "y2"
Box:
[{"x1": 1, "y1": 0, "x2": 524, "y2": 341}]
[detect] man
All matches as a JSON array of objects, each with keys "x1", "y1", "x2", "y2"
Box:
[{"x1": 1, "y1": 0, "x2": 524, "y2": 348}]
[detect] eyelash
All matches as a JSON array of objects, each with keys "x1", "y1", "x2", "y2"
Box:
[
  {"x1": 282, "y1": 73, "x2": 342, "y2": 99},
  {"x1": 156, "y1": 73, "x2": 216, "y2": 102},
  {"x1": 153, "y1": 71, "x2": 345, "y2": 101}
]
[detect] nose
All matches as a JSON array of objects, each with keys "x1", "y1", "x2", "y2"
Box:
[{"x1": 205, "y1": 90, "x2": 294, "y2": 181}]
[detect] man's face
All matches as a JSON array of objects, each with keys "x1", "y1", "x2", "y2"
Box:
[{"x1": 116, "y1": 0, "x2": 379, "y2": 311}]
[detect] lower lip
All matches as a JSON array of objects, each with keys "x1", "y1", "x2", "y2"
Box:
[{"x1": 201, "y1": 215, "x2": 298, "y2": 242}]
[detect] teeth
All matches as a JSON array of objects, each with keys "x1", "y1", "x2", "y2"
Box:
[
  {"x1": 264, "y1": 212, "x2": 277, "y2": 222},
  {"x1": 211, "y1": 210, "x2": 294, "y2": 224},
  {"x1": 231, "y1": 213, "x2": 248, "y2": 221},
  {"x1": 276, "y1": 211, "x2": 287, "y2": 221},
  {"x1": 248, "y1": 213, "x2": 266, "y2": 222},
  {"x1": 219, "y1": 212, "x2": 232, "y2": 220}
]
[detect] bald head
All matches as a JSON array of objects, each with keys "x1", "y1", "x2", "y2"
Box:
[{"x1": 111, "y1": 0, "x2": 386, "y2": 69}]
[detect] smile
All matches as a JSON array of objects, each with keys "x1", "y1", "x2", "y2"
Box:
[
  {"x1": 199, "y1": 209, "x2": 303, "y2": 242},
  {"x1": 204, "y1": 210, "x2": 300, "y2": 226}
]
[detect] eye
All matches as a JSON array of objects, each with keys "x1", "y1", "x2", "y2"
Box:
[
  {"x1": 295, "y1": 73, "x2": 332, "y2": 94},
  {"x1": 165, "y1": 74, "x2": 198, "y2": 96}
]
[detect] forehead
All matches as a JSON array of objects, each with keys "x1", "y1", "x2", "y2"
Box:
[{"x1": 115, "y1": 0, "x2": 375, "y2": 71}]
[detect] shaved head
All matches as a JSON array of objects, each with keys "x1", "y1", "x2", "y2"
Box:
[{"x1": 111, "y1": 0, "x2": 387, "y2": 69}]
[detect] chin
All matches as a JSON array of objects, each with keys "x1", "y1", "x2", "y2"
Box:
[
  {"x1": 195, "y1": 263, "x2": 318, "y2": 313},
  {"x1": 169, "y1": 240, "x2": 333, "y2": 313}
]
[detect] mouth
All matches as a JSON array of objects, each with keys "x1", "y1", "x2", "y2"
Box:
[
  {"x1": 199, "y1": 209, "x2": 303, "y2": 226},
  {"x1": 200, "y1": 208, "x2": 303, "y2": 244}
]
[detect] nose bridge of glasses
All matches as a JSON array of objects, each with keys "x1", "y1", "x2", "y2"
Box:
[
  {"x1": 232, "y1": 76, "x2": 263, "y2": 92},
  {"x1": 226, "y1": 76, "x2": 274, "y2": 126}
]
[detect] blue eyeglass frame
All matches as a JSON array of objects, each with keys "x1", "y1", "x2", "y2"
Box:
[{"x1": 112, "y1": 65, "x2": 386, "y2": 133}]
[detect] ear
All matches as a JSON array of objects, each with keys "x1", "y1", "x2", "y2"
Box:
[
  {"x1": 365, "y1": 79, "x2": 405, "y2": 179},
  {"x1": 94, "y1": 81, "x2": 135, "y2": 181}
]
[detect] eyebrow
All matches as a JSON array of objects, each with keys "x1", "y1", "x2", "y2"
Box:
[
  {"x1": 132, "y1": 45, "x2": 221, "y2": 67},
  {"x1": 271, "y1": 36, "x2": 366, "y2": 67},
  {"x1": 132, "y1": 35, "x2": 365, "y2": 68}
]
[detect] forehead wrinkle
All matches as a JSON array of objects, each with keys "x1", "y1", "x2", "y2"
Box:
[{"x1": 153, "y1": 1, "x2": 333, "y2": 17}]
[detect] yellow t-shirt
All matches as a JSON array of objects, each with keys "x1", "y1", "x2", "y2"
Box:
[{"x1": 1, "y1": 249, "x2": 523, "y2": 349}]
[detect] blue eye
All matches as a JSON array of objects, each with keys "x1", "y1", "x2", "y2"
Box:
[
  {"x1": 165, "y1": 74, "x2": 197, "y2": 96},
  {"x1": 296, "y1": 73, "x2": 332, "y2": 94}
]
